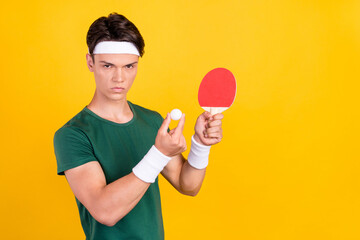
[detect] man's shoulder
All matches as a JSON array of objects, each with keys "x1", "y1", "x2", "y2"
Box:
[
  {"x1": 67, "y1": 106, "x2": 89, "y2": 123},
  {"x1": 130, "y1": 101, "x2": 163, "y2": 119},
  {"x1": 129, "y1": 101, "x2": 164, "y2": 129},
  {"x1": 54, "y1": 107, "x2": 90, "y2": 136}
]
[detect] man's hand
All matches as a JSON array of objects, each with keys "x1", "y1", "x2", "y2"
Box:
[
  {"x1": 194, "y1": 112, "x2": 224, "y2": 146},
  {"x1": 155, "y1": 113, "x2": 187, "y2": 157}
]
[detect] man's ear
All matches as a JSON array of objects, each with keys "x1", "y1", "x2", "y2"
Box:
[{"x1": 86, "y1": 53, "x2": 94, "y2": 72}]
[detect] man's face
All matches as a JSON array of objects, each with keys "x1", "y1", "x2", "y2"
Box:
[{"x1": 86, "y1": 53, "x2": 139, "y2": 102}]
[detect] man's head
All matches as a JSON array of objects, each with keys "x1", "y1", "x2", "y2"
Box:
[
  {"x1": 86, "y1": 12, "x2": 145, "y2": 62},
  {"x1": 85, "y1": 13, "x2": 144, "y2": 102}
]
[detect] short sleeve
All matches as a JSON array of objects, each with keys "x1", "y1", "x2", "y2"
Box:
[{"x1": 53, "y1": 126, "x2": 98, "y2": 175}]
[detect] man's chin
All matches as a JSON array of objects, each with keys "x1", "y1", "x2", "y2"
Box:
[{"x1": 109, "y1": 94, "x2": 127, "y2": 102}]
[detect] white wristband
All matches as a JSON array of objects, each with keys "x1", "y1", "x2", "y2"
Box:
[
  {"x1": 132, "y1": 145, "x2": 172, "y2": 183},
  {"x1": 187, "y1": 135, "x2": 211, "y2": 169}
]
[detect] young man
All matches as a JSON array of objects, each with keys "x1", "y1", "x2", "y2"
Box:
[{"x1": 53, "y1": 13, "x2": 223, "y2": 240}]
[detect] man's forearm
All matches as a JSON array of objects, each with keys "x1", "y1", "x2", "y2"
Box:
[
  {"x1": 97, "y1": 173, "x2": 150, "y2": 226},
  {"x1": 179, "y1": 160, "x2": 206, "y2": 196}
]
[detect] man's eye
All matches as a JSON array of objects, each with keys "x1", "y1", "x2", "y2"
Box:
[
  {"x1": 125, "y1": 65, "x2": 133, "y2": 69},
  {"x1": 104, "y1": 65, "x2": 111, "y2": 68}
]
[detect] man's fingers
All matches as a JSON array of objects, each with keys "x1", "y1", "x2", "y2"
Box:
[
  {"x1": 206, "y1": 126, "x2": 222, "y2": 134},
  {"x1": 202, "y1": 111, "x2": 212, "y2": 121},
  {"x1": 206, "y1": 132, "x2": 223, "y2": 139},
  {"x1": 208, "y1": 119, "x2": 222, "y2": 128},
  {"x1": 158, "y1": 113, "x2": 171, "y2": 134},
  {"x1": 173, "y1": 113, "x2": 185, "y2": 139},
  {"x1": 212, "y1": 113, "x2": 224, "y2": 120}
]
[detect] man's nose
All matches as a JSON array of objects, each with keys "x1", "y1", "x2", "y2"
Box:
[{"x1": 113, "y1": 68, "x2": 124, "y2": 82}]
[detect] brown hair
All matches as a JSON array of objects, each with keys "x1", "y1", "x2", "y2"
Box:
[{"x1": 86, "y1": 13, "x2": 145, "y2": 61}]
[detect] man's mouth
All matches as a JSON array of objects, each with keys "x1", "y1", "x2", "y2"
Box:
[{"x1": 111, "y1": 87, "x2": 125, "y2": 92}]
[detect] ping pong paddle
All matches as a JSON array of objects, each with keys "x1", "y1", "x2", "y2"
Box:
[{"x1": 198, "y1": 68, "x2": 236, "y2": 115}]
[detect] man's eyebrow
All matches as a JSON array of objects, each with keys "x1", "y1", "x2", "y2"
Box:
[
  {"x1": 99, "y1": 61, "x2": 115, "y2": 65},
  {"x1": 99, "y1": 61, "x2": 138, "y2": 66},
  {"x1": 124, "y1": 61, "x2": 138, "y2": 66}
]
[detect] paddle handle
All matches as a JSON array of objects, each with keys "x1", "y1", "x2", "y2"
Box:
[{"x1": 202, "y1": 107, "x2": 228, "y2": 115}]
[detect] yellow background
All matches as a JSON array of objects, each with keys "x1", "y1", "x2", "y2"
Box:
[{"x1": 1, "y1": 0, "x2": 359, "y2": 239}]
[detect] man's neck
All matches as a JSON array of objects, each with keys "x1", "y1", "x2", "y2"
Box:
[{"x1": 87, "y1": 93, "x2": 133, "y2": 124}]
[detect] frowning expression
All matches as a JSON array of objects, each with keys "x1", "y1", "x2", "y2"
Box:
[{"x1": 86, "y1": 53, "x2": 139, "y2": 102}]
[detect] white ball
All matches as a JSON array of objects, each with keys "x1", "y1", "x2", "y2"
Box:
[{"x1": 170, "y1": 109, "x2": 182, "y2": 121}]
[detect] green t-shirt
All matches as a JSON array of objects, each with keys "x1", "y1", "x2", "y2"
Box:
[{"x1": 53, "y1": 101, "x2": 165, "y2": 240}]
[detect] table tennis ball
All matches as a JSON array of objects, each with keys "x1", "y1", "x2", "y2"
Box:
[{"x1": 170, "y1": 109, "x2": 182, "y2": 121}]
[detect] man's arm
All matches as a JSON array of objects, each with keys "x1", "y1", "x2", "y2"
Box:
[
  {"x1": 161, "y1": 112, "x2": 224, "y2": 196},
  {"x1": 64, "y1": 113, "x2": 186, "y2": 227},
  {"x1": 161, "y1": 154, "x2": 206, "y2": 196},
  {"x1": 64, "y1": 162, "x2": 150, "y2": 227}
]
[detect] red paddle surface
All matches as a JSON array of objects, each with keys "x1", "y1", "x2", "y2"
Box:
[{"x1": 198, "y1": 68, "x2": 236, "y2": 108}]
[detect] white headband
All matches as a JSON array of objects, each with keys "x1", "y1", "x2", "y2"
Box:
[{"x1": 90, "y1": 41, "x2": 140, "y2": 56}]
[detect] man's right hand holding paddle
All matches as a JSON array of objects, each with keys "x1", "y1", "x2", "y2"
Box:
[{"x1": 194, "y1": 111, "x2": 224, "y2": 146}]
